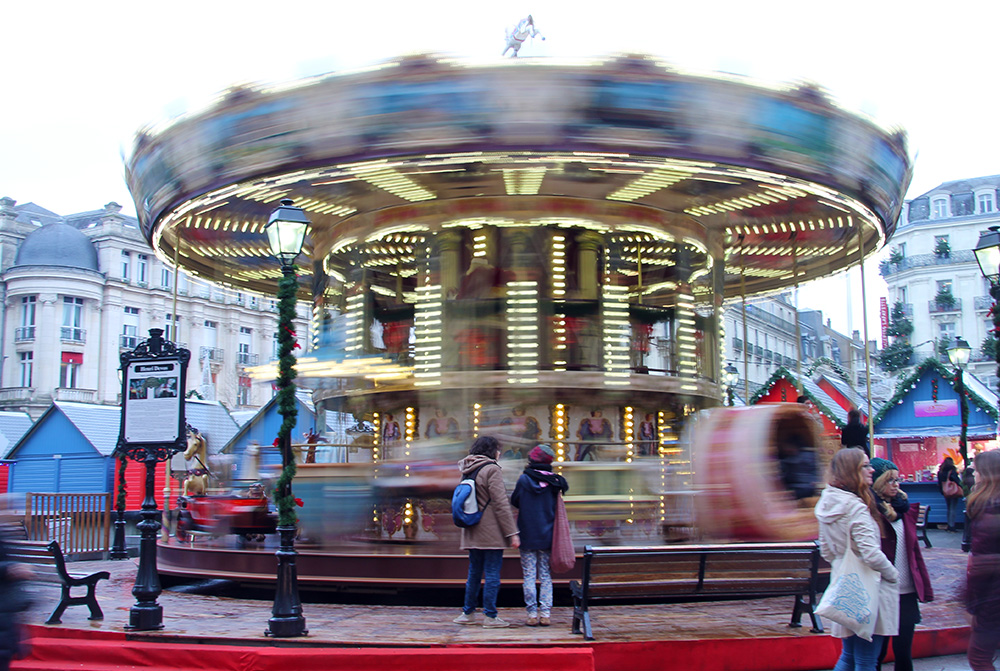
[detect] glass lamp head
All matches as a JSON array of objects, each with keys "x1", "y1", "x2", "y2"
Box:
[
  {"x1": 266, "y1": 199, "x2": 310, "y2": 267},
  {"x1": 974, "y1": 226, "x2": 1000, "y2": 283},
  {"x1": 947, "y1": 335, "x2": 972, "y2": 369}
]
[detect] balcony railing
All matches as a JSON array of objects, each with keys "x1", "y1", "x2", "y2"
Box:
[
  {"x1": 60, "y1": 327, "x2": 86, "y2": 343},
  {"x1": 898, "y1": 303, "x2": 914, "y2": 318},
  {"x1": 975, "y1": 296, "x2": 993, "y2": 311},
  {"x1": 733, "y1": 338, "x2": 743, "y2": 351},
  {"x1": 14, "y1": 326, "x2": 35, "y2": 342},
  {"x1": 53, "y1": 388, "x2": 96, "y2": 403},
  {"x1": 880, "y1": 249, "x2": 976, "y2": 276},
  {"x1": 0, "y1": 387, "x2": 33, "y2": 403},
  {"x1": 763, "y1": 349, "x2": 773, "y2": 362},
  {"x1": 754, "y1": 345, "x2": 764, "y2": 358},
  {"x1": 199, "y1": 346, "x2": 224, "y2": 363},
  {"x1": 120, "y1": 334, "x2": 139, "y2": 349},
  {"x1": 928, "y1": 298, "x2": 962, "y2": 314},
  {"x1": 237, "y1": 352, "x2": 259, "y2": 366}
]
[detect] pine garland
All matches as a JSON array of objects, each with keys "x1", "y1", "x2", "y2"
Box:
[
  {"x1": 806, "y1": 356, "x2": 849, "y2": 382},
  {"x1": 116, "y1": 456, "x2": 127, "y2": 513},
  {"x1": 748, "y1": 365, "x2": 847, "y2": 429},
  {"x1": 273, "y1": 266, "x2": 300, "y2": 527}
]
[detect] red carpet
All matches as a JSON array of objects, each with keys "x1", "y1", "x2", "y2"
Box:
[{"x1": 11, "y1": 625, "x2": 969, "y2": 671}]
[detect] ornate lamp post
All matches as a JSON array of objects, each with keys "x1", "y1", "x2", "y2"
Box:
[
  {"x1": 975, "y1": 226, "x2": 1000, "y2": 454},
  {"x1": 264, "y1": 199, "x2": 309, "y2": 638},
  {"x1": 723, "y1": 363, "x2": 739, "y2": 407},
  {"x1": 946, "y1": 336, "x2": 972, "y2": 466}
]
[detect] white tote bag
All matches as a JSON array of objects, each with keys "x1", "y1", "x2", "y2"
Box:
[{"x1": 815, "y1": 545, "x2": 881, "y2": 641}]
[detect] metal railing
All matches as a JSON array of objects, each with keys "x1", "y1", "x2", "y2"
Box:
[
  {"x1": 199, "y1": 346, "x2": 225, "y2": 362},
  {"x1": 880, "y1": 249, "x2": 976, "y2": 276},
  {"x1": 928, "y1": 298, "x2": 962, "y2": 314},
  {"x1": 14, "y1": 326, "x2": 35, "y2": 342},
  {"x1": 23, "y1": 492, "x2": 111, "y2": 557},
  {"x1": 975, "y1": 296, "x2": 993, "y2": 311},
  {"x1": 53, "y1": 388, "x2": 96, "y2": 403},
  {"x1": 237, "y1": 352, "x2": 259, "y2": 366},
  {"x1": 60, "y1": 327, "x2": 86, "y2": 343}
]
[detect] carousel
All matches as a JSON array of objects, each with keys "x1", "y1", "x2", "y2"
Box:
[{"x1": 126, "y1": 53, "x2": 911, "y2": 587}]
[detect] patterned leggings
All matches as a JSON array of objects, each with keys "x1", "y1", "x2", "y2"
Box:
[{"x1": 520, "y1": 549, "x2": 553, "y2": 616}]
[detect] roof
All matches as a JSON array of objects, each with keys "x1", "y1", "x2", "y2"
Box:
[
  {"x1": 221, "y1": 390, "x2": 330, "y2": 453},
  {"x1": 52, "y1": 402, "x2": 123, "y2": 456},
  {"x1": 14, "y1": 222, "x2": 100, "y2": 271},
  {"x1": 749, "y1": 366, "x2": 849, "y2": 428},
  {"x1": 0, "y1": 411, "x2": 33, "y2": 456},
  {"x1": 229, "y1": 410, "x2": 257, "y2": 427},
  {"x1": 184, "y1": 400, "x2": 240, "y2": 452},
  {"x1": 819, "y1": 373, "x2": 870, "y2": 413},
  {"x1": 12, "y1": 202, "x2": 62, "y2": 227},
  {"x1": 913, "y1": 175, "x2": 1000, "y2": 199}
]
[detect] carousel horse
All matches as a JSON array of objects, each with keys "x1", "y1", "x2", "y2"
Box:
[
  {"x1": 182, "y1": 426, "x2": 210, "y2": 496},
  {"x1": 502, "y1": 15, "x2": 544, "y2": 57}
]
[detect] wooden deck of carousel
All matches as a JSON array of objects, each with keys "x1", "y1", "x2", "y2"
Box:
[{"x1": 11, "y1": 530, "x2": 972, "y2": 671}]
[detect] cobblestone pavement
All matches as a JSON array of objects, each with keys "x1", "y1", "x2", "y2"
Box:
[{"x1": 16, "y1": 529, "x2": 976, "y2": 664}]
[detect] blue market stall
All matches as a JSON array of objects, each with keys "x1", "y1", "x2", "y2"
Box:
[{"x1": 873, "y1": 357, "x2": 998, "y2": 526}]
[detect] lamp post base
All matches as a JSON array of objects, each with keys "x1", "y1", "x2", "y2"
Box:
[
  {"x1": 265, "y1": 525, "x2": 307, "y2": 638},
  {"x1": 126, "y1": 604, "x2": 164, "y2": 631},
  {"x1": 110, "y1": 511, "x2": 129, "y2": 559}
]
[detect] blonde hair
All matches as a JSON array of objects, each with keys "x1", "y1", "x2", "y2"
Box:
[
  {"x1": 829, "y1": 447, "x2": 884, "y2": 534},
  {"x1": 968, "y1": 451, "x2": 1000, "y2": 520},
  {"x1": 873, "y1": 469, "x2": 903, "y2": 522}
]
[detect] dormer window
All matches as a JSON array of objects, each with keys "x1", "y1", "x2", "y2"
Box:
[
  {"x1": 932, "y1": 198, "x2": 949, "y2": 219},
  {"x1": 980, "y1": 193, "x2": 995, "y2": 214}
]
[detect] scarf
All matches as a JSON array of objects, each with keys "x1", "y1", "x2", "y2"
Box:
[{"x1": 523, "y1": 462, "x2": 569, "y2": 493}]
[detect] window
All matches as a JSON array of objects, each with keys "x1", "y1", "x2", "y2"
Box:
[
  {"x1": 237, "y1": 376, "x2": 252, "y2": 406},
  {"x1": 203, "y1": 320, "x2": 218, "y2": 349},
  {"x1": 137, "y1": 254, "x2": 148, "y2": 285},
  {"x1": 165, "y1": 314, "x2": 177, "y2": 342},
  {"x1": 932, "y1": 198, "x2": 948, "y2": 219},
  {"x1": 17, "y1": 296, "x2": 36, "y2": 341},
  {"x1": 122, "y1": 306, "x2": 139, "y2": 349},
  {"x1": 898, "y1": 286, "x2": 907, "y2": 304},
  {"x1": 160, "y1": 267, "x2": 173, "y2": 289},
  {"x1": 19, "y1": 352, "x2": 32, "y2": 387},
  {"x1": 273, "y1": 332, "x2": 280, "y2": 360},
  {"x1": 939, "y1": 322, "x2": 956, "y2": 336},
  {"x1": 121, "y1": 251, "x2": 130, "y2": 281},
  {"x1": 124, "y1": 306, "x2": 139, "y2": 315},
  {"x1": 60, "y1": 352, "x2": 81, "y2": 389},
  {"x1": 61, "y1": 297, "x2": 84, "y2": 342},
  {"x1": 937, "y1": 279, "x2": 953, "y2": 293},
  {"x1": 980, "y1": 194, "x2": 994, "y2": 214}
]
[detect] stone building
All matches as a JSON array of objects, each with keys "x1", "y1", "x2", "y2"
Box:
[{"x1": 0, "y1": 197, "x2": 310, "y2": 417}]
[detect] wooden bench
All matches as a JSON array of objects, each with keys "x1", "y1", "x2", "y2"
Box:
[
  {"x1": 7, "y1": 539, "x2": 110, "y2": 624},
  {"x1": 915, "y1": 504, "x2": 931, "y2": 548},
  {"x1": 570, "y1": 542, "x2": 823, "y2": 640}
]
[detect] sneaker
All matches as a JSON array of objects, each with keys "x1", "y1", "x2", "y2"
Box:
[
  {"x1": 453, "y1": 612, "x2": 475, "y2": 625},
  {"x1": 483, "y1": 616, "x2": 510, "y2": 628},
  {"x1": 526, "y1": 616, "x2": 539, "y2": 626},
  {"x1": 538, "y1": 616, "x2": 551, "y2": 626}
]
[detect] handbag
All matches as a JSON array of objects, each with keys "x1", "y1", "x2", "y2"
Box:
[
  {"x1": 943, "y1": 479, "x2": 963, "y2": 499},
  {"x1": 815, "y1": 544, "x2": 881, "y2": 641},
  {"x1": 549, "y1": 492, "x2": 576, "y2": 574}
]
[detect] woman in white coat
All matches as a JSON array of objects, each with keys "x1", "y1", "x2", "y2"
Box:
[{"x1": 815, "y1": 447, "x2": 899, "y2": 671}]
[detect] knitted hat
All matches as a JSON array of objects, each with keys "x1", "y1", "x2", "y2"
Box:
[
  {"x1": 870, "y1": 457, "x2": 898, "y2": 483},
  {"x1": 528, "y1": 444, "x2": 555, "y2": 464}
]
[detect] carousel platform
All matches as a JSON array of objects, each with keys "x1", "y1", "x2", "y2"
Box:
[{"x1": 11, "y1": 530, "x2": 971, "y2": 671}]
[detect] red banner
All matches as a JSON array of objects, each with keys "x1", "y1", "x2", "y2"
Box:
[{"x1": 880, "y1": 297, "x2": 889, "y2": 349}]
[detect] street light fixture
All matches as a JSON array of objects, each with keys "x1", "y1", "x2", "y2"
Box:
[
  {"x1": 974, "y1": 226, "x2": 1000, "y2": 284},
  {"x1": 723, "y1": 363, "x2": 739, "y2": 407},
  {"x1": 264, "y1": 198, "x2": 309, "y2": 638},
  {"x1": 947, "y1": 335, "x2": 972, "y2": 467}
]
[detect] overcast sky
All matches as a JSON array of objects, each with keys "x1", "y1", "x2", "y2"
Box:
[{"x1": 3, "y1": 1, "x2": 997, "y2": 336}]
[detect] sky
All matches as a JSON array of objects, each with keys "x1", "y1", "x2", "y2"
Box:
[{"x1": 3, "y1": 0, "x2": 999, "y2": 337}]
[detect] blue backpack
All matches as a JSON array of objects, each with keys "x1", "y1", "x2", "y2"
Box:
[{"x1": 452, "y1": 463, "x2": 493, "y2": 528}]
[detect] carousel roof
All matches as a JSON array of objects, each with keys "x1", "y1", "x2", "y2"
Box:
[{"x1": 125, "y1": 54, "x2": 911, "y2": 300}]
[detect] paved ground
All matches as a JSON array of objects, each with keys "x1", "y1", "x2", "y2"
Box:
[{"x1": 15, "y1": 528, "x2": 983, "y2": 670}]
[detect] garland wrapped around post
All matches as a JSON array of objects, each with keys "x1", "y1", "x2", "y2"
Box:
[
  {"x1": 273, "y1": 265, "x2": 300, "y2": 527},
  {"x1": 117, "y1": 456, "x2": 127, "y2": 512}
]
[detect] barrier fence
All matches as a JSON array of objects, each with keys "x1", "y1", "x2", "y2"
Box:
[{"x1": 23, "y1": 492, "x2": 111, "y2": 557}]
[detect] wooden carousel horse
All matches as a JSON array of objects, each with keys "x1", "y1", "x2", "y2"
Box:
[
  {"x1": 182, "y1": 426, "x2": 209, "y2": 496},
  {"x1": 502, "y1": 15, "x2": 544, "y2": 57}
]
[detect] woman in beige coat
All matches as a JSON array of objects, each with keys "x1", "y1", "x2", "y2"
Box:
[
  {"x1": 815, "y1": 447, "x2": 899, "y2": 671},
  {"x1": 452, "y1": 435, "x2": 520, "y2": 628}
]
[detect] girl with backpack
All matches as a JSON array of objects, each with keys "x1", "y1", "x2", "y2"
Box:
[
  {"x1": 453, "y1": 436, "x2": 520, "y2": 628},
  {"x1": 510, "y1": 444, "x2": 568, "y2": 626}
]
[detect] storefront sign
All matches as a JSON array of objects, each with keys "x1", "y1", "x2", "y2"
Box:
[{"x1": 913, "y1": 399, "x2": 958, "y2": 418}]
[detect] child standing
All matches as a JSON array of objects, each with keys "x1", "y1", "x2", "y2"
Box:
[{"x1": 510, "y1": 444, "x2": 568, "y2": 626}]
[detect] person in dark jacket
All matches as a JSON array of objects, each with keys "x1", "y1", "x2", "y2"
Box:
[
  {"x1": 840, "y1": 408, "x2": 870, "y2": 456},
  {"x1": 0, "y1": 503, "x2": 33, "y2": 671},
  {"x1": 510, "y1": 444, "x2": 568, "y2": 627},
  {"x1": 964, "y1": 450, "x2": 1000, "y2": 670},
  {"x1": 938, "y1": 457, "x2": 963, "y2": 532},
  {"x1": 871, "y1": 458, "x2": 933, "y2": 671}
]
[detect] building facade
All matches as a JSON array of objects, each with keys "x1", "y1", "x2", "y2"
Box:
[
  {"x1": 0, "y1": 198, "x2": 310, "y2": 417},
  {"x1": 880, "y1": 175, "x2": 1000, "y2": 387}
]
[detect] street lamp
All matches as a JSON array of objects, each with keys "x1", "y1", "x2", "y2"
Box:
[
  {"x1": 723, "y1": 363, "x2": 739, "y2": 407},
  {"x1": 264, "y1": 199, "x2": 309, "y2": 638},
  {"x1": 947, "y1": 335, "x2": 972, "y2": 466},
  {"x1": 975, "y1": 225, "x2": 1000, "y2": 460}
]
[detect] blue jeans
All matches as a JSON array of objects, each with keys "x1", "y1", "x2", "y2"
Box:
[
  {"x1": 946, "y1": 497, "x2": 961, "y2": 529},
  {"x1": 835, "y1": 634, "x2": 884, "y2": 671},
  {"x1": 462, "y1": 549, "x2": 503, "y2": 618}
]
